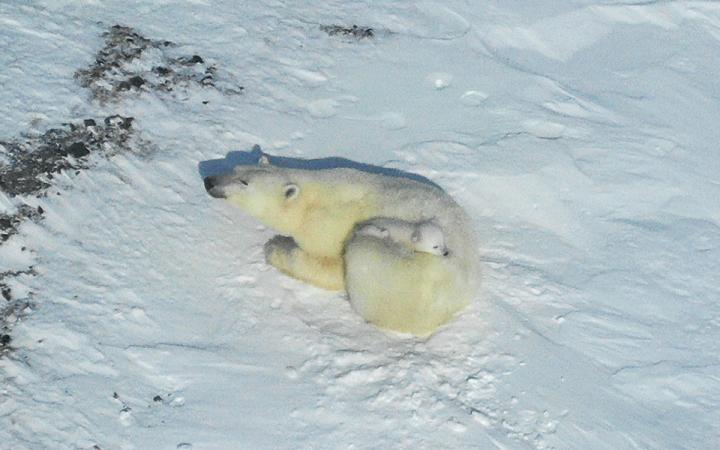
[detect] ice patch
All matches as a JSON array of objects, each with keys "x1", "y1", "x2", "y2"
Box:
[
  {"x1": 522, "y1": 119, "x2": 565, "y2": 139},
  {"x1": 460, "y1": 90, "x2": 488, "y2": 106},
  {"x1": 287, "y1": 67, "x2": 328, "y2": 86},
  {"x1": 306, "y1": 98, "x2": 339, "y2": 118},
  {"x1": 379, "y1": 112, "x2": 406, "y2": 130}
]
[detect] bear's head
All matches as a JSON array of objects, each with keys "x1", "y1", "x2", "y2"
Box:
[{"x1": 204, "y1": 155, "x2": 305, "y2": 234}]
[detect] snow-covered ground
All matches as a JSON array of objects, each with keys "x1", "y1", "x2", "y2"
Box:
[{"x1": 1, "y1": 1, "x2": 719, "y2": 448}]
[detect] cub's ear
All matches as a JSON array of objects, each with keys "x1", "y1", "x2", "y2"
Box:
[
  {"x1": 411, "y1": 229, "x2": 421, "y2": 243},
  {"x1": 283, "y1": 183, "x2": 300, "y2": 200},
  {"x1": 258, "y1": 154, "x2": 271, "y2": 166}
]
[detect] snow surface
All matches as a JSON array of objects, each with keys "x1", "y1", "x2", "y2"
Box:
[{"x1": 2, "y1": 1, "x2": 720, "y2": 449}]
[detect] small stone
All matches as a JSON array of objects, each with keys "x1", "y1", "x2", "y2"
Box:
[
  {"x1": 127, "y1": 76, "x2": 145, "y2": 88},
  {"x1": 66, "y1": 142, "x2": 90, "y2": 158},
  {"x1": 84, "y1": 119, "x2": 97, "y2": 127},
  {"x1": 105, "y1": 115, "x2": 134, "y2": 129},
  {"x1": 153, "y1": 66, "x2": 171, "y2": 76},
  {"x1": 153, "y1": 395, "x2": 163, "y2": 402},
  {"x1": 188, "y1": 55, "x2": 203, "y2": 64},
  {"x1": 1, "y1": 334, "x2": 12, "y2": 346}
]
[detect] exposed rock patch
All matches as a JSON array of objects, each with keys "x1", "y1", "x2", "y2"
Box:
[
  {"x1": 321, "y1": 25, "x2": 375, "y2": 39},
  {"x1": 75, "y1": 25, "x2": 244, "y2": 103}
]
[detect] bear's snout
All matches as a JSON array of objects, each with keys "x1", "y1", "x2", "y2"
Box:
[{"x1": 204, "y1": 176, "x2": 225, "y2": 198}]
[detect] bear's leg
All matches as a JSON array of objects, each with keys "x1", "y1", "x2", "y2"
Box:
[{"x1": 264, "y1": 235, "x2": 345, "y2": 291}]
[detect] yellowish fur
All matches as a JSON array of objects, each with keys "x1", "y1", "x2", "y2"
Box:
[
  {"x1": 265, "y1": 236, "x2": 345, "y2": 290},
  {"x1": 210, "y1": 163, "x2": 478, "y2": 335},
  {"x1": 343, "y1": 235, "x2": 467, "y2": 335}
]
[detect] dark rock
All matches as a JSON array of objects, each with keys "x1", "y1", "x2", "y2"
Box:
[
  {"x1": 127, "y1": 75, "x2": 145, "y2": 88},
  {"x1": 0, "y1": 116, "x2": 141, "y2": 196},
  {"x1": 0, "y1": 334, "x2": 10, "y2": 346},
  {"x1": 153, "y1": 395, "x2": 163, "y2": 402},
  {"x1": 153, "y1": 66, "x2": 171, "y2": 76},
  {"x1": 75, "y1": 25, "x2": 242, "y2": 102},
  {"x1": 321, "y1": 24, "x2": 374, "y2": 39},
  {"x1": 104, "y1": 115, "x2": 134, "y2": 130},
  {"x1": 66, "y1": 142, "x2": 90, "y2": 158}
]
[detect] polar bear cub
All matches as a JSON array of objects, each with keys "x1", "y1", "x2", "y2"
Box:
[{"x1": 355, "y1": 218, "x2": 449, "y2": 256}]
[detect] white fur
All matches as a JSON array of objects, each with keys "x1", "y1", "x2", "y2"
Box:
[
  {"x1": 209, "y1": 161, "x2": 480, "y2": 335},
  {"x1": 355, "y1": 218, "x2": 449, "y2": 256}
]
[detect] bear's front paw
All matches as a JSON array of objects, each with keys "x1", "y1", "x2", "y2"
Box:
[{"x1": 264, "y1": 235, "x2": 298, "y2": 270}]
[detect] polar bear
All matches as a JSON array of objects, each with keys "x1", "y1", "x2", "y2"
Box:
[
  {"x1": 354, "y1": 218, "x2": 449, "y2": 256},
  {"x1": 204, "y1": 154, "x2": 478, "y2": 335}
]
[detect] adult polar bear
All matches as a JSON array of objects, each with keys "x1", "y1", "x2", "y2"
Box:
[{"x1": 204, "y1": 155, "x2": 479, "y2": 335}]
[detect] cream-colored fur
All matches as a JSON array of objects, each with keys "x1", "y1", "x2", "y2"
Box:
[
  {"x1": 355, "y1": 218, "x2": 449, "y2": 256},
  {"x1": 206, "y1": 157, "x2": 478, "y2": 335}
]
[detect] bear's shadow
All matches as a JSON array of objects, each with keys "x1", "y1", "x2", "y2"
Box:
[{"x1": 197, "y1": 145, "x2": 442, "y2": 190}]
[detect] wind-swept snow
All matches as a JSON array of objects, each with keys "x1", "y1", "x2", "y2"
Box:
[{"x1": 1, "y1": 1, "x2": 719, "y2": 449}]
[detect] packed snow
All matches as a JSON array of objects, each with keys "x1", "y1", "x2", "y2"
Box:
[{"x1": 1, "y1": 1, "x2": 719, "y2": 449}]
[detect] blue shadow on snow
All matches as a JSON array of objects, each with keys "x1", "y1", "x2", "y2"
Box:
[{"x1": 197, "y1": 145, "x2": 441, "y2": 189}]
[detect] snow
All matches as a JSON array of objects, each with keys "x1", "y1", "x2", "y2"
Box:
[{"x1": 1, "y1": 0, "x2": 720, "y2": 449}]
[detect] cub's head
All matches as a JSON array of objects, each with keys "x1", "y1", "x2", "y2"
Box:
[
  {"x1": 411, "y1": 222, "x2": 449, "y2": 257},
  {"x1": 204, "y1": 155, "x2": 305, "y2": 233}
]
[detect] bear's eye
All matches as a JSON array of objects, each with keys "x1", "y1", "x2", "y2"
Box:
[
  {"x1": 284, "y1": 183, "x2": 300, "y2": 200},
  {"x1": 433, "y1": 245, "x2": 439, "y2": 249}
]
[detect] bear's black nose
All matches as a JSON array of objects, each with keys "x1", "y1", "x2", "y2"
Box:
[
  {"x1": 204, "y1": 176, "x2": 225, "y2": 198},
  {"x1": 203, "y1": 176, "x2": 215, "y2": 191}
]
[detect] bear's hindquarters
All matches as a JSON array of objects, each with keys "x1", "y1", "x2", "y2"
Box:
[{"x1": 343, "y1": 235, "x2": 474, "y2": 335}]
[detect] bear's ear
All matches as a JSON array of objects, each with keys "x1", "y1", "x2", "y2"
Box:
[
  {"x1": 283, "y1": 183, "x2": 300, "y2": 200},
  {"x1": 258, "y1": 154, "x2": 271, "y2": 166}
]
